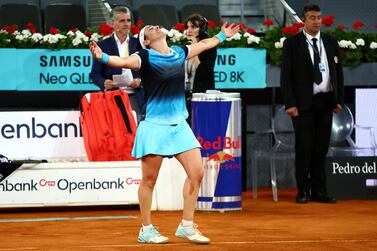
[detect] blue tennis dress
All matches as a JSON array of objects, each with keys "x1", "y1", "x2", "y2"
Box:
[{"x1": 131, "y1": 45, "x2": 200, "y2": 158}]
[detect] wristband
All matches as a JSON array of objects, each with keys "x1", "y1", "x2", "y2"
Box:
[
  {"x1": 215, "y1": 32, "x2": 227, "y2": 43},
  {"x1": 100, "y1": 53, "x2": 109, "y2": 64}
]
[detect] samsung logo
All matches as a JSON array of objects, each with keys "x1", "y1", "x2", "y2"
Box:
[
  {"x1": 1, "y1": 117, "x2": 82, "y2": 139},
  {"x1": 40, "y1": 55, "x2": 91, "y2": 67}
]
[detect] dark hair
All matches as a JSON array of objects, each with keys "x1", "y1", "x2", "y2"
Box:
[
  {"x1": 110, "y1": 6, "x2": 131, "y2": 21},
  {"x1": 185, "y1": 14, "x2": 208, "y2": 40},
  {"x1": 302, "y1": 3, "x2": 321, "y2": 18}
]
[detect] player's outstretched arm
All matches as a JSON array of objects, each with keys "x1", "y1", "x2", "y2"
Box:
[
  {"x1": 187, "y1": 23, "x2": 239, "y2": 59},
  {"x1": 89, "y1": 41, "x2": 140, "y2": 70}
]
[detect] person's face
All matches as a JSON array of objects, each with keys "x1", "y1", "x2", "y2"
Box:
[
  {"x1": 303, "y1": 10, "x2": 322, "y2": 35},
  {"x1": 111, "y1": 12, "x2": 131, "y2": 37},
  {"x1": 185, "y1": 21, "x2": 200, "y2": 42},
  {"x1": 143, "y1": 25, "x2": 165, "y2": 46}
]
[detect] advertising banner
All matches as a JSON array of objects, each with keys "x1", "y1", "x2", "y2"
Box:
[
  {"x1": 0, "y1": 110, "x2": 86, "y2": 160},
  {"x1": 0, "y1": 48, "x2": 17, "y2": 90},
  {"x1": 0, "y1": 159, "x2": 188, "y2": 209},
  {"x1": 0, "y1": 163, "x2": 141, "y2": 207},
  {"x1": 17, "y1": 49, "x2": 99, "y2": 91},
  {"x1": 0, "y1": 49, "x2": 99, "y2": 91},
  {"x1": 0, "y1": 48, "x2": 267, "y2": 91},
  {"x1": 326, "y1": 156, "x2": 377, "y2": 199},
  {"x1": 215, "y1": 48, "x2": 266, "y2": 89}
]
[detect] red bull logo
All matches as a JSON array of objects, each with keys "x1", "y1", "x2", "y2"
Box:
[
  {"x1": 207, "y1": 151, "x2": 235, "y2": 164},
  {"x1": 197, "y1": 136, "x2": 241, "y2": 150}
]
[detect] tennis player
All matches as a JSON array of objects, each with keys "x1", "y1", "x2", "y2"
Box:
[{"x1": 89, "y1": 22, "x2": 239, "y2": 244}]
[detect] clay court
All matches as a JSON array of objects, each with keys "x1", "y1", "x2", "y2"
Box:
[{"x1": 0, "y1": 189, "x2": 376, "y2": 251}]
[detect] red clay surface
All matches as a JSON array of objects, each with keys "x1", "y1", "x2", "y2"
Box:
[{"x1": 0, "y1": 189, "x2": 376, "y2": 251}]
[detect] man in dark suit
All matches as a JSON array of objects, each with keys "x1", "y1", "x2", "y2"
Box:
[
  {"x1": 90, "y1": 6, "x2": 143, "y2": 117},
  {"x1": 281, "y1": 3, "x2": 344, "y2": 203}
]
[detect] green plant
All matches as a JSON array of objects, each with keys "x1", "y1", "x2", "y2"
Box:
[{"x1": 1, "y1": 18, "x2": 376, "y2": 66}]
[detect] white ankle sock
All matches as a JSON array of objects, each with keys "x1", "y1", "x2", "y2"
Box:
[
  {"x1": 142, "y1": 224, "x2": 153, "y2": 232},
  {"x1": 182, "y1": 219, "x2": 193, "y2": 227}
]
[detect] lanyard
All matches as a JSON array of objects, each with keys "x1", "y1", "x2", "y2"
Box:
[{"x1": 304, "y1": 31, "x2": 322, "y2": 60}]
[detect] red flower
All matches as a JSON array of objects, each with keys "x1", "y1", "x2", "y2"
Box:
[
  {"x1": 282, "y1": 26, "x2": 291, "y2": 34},
  {"x1": 130, "y1": 25, "x2": 140, "y2": 35},
  {"x1": 291, "y1": 26, "x2": 299, "y2": 35},
  {"x1": 25, "y1": 22, "x2": 36, "y2": 33},
  {"x1": 49, "y1": 27, "x2": 59, "y2": 34},
  {"x1": 69, "y1": 28, "x2": 78, "y2": 33},
  {"x1": 353, "y1": 20, "x2": 364, "y2": 29},
  {"x1": 98, "y1": 23, "x2": 113, "y2": 36},
  {"x1": 375, "y1": 24, "x2": 377, "y2": 28},
  {"x1": 175, "y1": 23, "x2": 185, "y2": 31},
  {"x1": 239, "y1": 23, "x2": 247, "y2": 31},
  {"x1": 321, "y1": 15, "x2": 335, "y2": 27},
  {"x1": 136, "y1": 20, "x2": 144, "y2": 27},
  {"x1": 263, "y1": 19, "x2": 274, "y2": 26},
  {"x1": 207, "y1": 20, "x2": 216, "y2": 28},
  {"x1": 338, "y1": 47, "x2": 345, "y2": 57},
  {"x1": 247, "y1": 28, "x2": 256, "y2": 34},
  {"x1": 337, "y1": 24, "x2": 346, "y2": 30},
  {"x1": 85, "y1": 31, "x2": 93, "y2": 37},
  {"x1": 219, "y1": 20, "x2": 225, "y2": 26},
  {"x1": 293, "y1": 22, "x2": 304, "y2": 28},
  {"x1": 282, "y1": 26, "x2": 299, "y2": 35},
  {"x1": 2, "y1": 25, "x2": 17, "y2": 35}
]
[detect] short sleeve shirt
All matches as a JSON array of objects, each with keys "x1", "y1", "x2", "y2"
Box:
[{"x1": 135, "y1": 45, "x2": 189, "y2": 125}]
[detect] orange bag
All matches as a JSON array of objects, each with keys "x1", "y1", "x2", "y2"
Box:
[{"x1": 80, "y1": 89, "x2": 137, "y2": 161}]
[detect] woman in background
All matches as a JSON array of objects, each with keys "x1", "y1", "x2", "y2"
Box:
[{"x1": 184, "y1": 14, "x2": 217, "y2": 93}]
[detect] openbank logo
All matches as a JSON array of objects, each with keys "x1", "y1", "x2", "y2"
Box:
[
  {"x1": 0, "y1": 117, "x2": 82, "y2": 139},
  {"x1": 0, "y1": 177, "x2": 141, "y2": 193}
]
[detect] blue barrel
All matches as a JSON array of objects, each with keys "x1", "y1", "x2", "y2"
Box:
[{"x1": 192, "y1": 91, "x2": 242, "y2": 211}]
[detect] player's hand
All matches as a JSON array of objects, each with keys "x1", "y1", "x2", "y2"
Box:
[
  {"x1": 89, "y1": 41, "x2": 102, "y2": 60},
  {"x1": 221, "y1": 22, "x2": 240, "y2": 39}
]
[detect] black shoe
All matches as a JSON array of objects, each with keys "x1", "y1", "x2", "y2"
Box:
[
  {"x1": 295, "y1": 191, "x2": 309, "y2": 204},
  {"x1": 310, "y1": 193, "x2": 336, "y2": 203}
]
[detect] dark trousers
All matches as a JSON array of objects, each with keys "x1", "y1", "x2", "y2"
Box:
[{"x1": 292, "y1": 92, "x2": 334, "y2": 194}]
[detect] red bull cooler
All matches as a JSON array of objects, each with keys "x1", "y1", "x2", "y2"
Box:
[{"x1": 192, "y1": 91, "x2": 242, "y2": 211}]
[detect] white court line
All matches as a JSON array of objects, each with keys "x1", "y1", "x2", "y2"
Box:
[
  {"x1": 0, "y1": 215, "x2": 137, "y2": 223},
  {"x1": 1, "y1": 239, "x2": 376, "y2": 250}
]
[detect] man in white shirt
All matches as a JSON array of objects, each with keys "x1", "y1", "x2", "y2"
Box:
[{"x1": 90, "y1": 6, "x2": 143, "y2": 116}]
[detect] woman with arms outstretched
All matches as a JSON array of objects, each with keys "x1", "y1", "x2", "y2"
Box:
[{"x1": 89, "y1": 22, "x2": 239, "y2": 244}]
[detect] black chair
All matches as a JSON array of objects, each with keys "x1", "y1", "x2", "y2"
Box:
[
  {"x1": 0, "y1": 3, "x2": 42, "y2": 32},
  {"x1": 107, "y1": 0, "x2": 132, "y2": 8},
  {"x1": 105, "y1": 1, "x2": 134, "y2": 24},
  {"x1": 0, "y1": 0, "x2": 39, "y2": 4},
  {"x1": 137, "y1": 4, "x2": 178, "y2": 29},
  {"x1": 44, "y1": 3, "x2": 87, "y2": 32},
  {"x1": 40, "y1": 0, "x2": 86, "y2": 10},
  {"x1": 181, "y1": 4, "x2": 221, "y2": 24},
  {"x1": 286, "y1": 0, "x2": 377, "y2": 33},
  {"x1": 316, "y1": 0, "x2": 377, "y2": 33},
  {"x1": 131, "y1": 0, "x2": 218, "y2": 11},
  {"x1": 285, "y1": 0, "x2": 308, "y2": 13}
]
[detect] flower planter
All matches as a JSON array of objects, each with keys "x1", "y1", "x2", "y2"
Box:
[
  {"x1": 343, "y1": 63, "x2": 377, "y2": 86},
  {"x1": 266, "y1": 63, "x2": 377, "y2": 87}
]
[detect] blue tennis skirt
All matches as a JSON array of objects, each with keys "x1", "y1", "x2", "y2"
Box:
[{"x1": 131, "y1": 120, "x2": 201, "y2": 159}]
